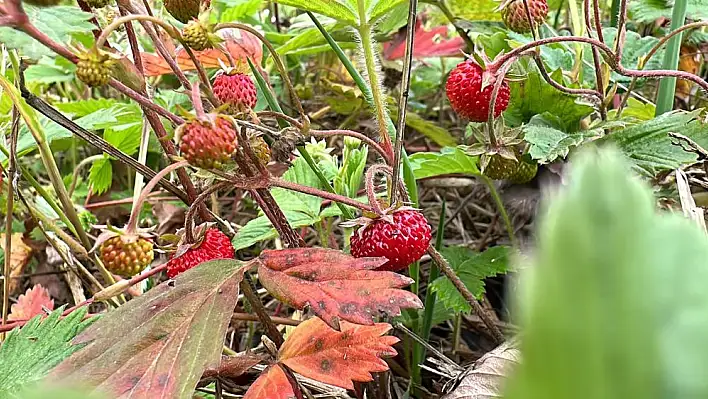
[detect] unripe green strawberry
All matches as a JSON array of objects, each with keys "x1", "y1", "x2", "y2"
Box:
[
  {"x1": 22, "y1": 0, "x2": 61, "y2": 7},
  {"x1": 99, "y1": 235, "x2": 154, "y2": 277},
  {"x1": 501, "y1": 0, "x2": 549, "y2": 33},
  {"x1": 85, "y1": 0, "x2": 112, "y2": 9},
  {"x1": 247, "y1": 135, "x2": 270, "y2": 167},
  {"x1": 164, "y1": 0, "x2": 207, "y2": 23},
  {"x1": 182, "y1": 20, "x2": 212, "y2": 51},
  {"x1": 76, "y1": 50, "x2": 113, "y2": 87},
  {"x1": 483, "y1": 154, "x2": 519, "y2": 180},
  {"x1": 510, "y1": 159, "x2": 538, "y2": 183},
  {"x1": 178, "y1": 115, "x2": 237, "y2": 169}
]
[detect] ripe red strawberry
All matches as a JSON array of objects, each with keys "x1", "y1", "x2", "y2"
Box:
[
  {"x1": 178, "y1": 114, "x2": 236, "y2": 169},
  {"x1": 350, "y1": 209, "x2": 432, "y2": 272},
  {"x1": 501, "y1": 0, "x2": 549, "y2": 33},
  {"x1": 213, "y1": 72, "x2": 258, "y2": 115},
  {"x1": 166, "y1": 228, "x2": 234, "y2": 278},
  {"x1": 446, "y1": 60, "x2": 510, "y2": 122},
  {"x1": 99, "y1": 235, "x2": 154, "y2": 277}
]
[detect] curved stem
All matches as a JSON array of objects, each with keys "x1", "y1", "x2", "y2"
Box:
[
  {"x1": 584, "y1": 0, "x2": 607, "y2": 120},
  {"x1": 126, "y1": 160, "x2": 190, "y2": 234},
  {"x1": 310, "y1": 129, "x2": 392, "y2": 164},
  {"x1": 480, "y1": 175, "x2": 516, "y2": 246},
  {"x1": 184, "y1": 181, "x2": 230, "y2": 244},
  {"x1": 364, "y1": 164, "x2": 392, "y2": 215},
  {"x1": 256, "y1": 111, "x2": 303, "y2": 128},
  {"x1": 96, "y1": 15, "x2": 178, "y2": 51},
  {"x1": 486, "y1": 63, "x2": 514, "y2": 145},
  {"x1": 214, "y1": 23, "x2": 308, "y2": 127},
  {"x1": 69, "y1": 154, "x2": 104, "y2": 196},
  {"x1": 109, "y1": 79, "x2": 184, "y2": 125},
  {"x1": 271, "y1": 178, "x2": 374, "y2": 213},
  {"x1": 531, "y1": 53, "x2": 602, "y2": 100}
]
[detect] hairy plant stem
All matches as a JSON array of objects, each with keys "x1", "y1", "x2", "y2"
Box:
[
  {"x1": 390, "y1": 0, "x2": 418, "y2": 203},
  {"x1": 126, "y1": 161, "x2": 190, "y2": 233},
  {"x1": 427, "y1": 246, "x2": 505, "y2": 344},
  {"x1": 584, "y1": 0, "x2": 607, "y2": 120},
  {"x1": 355, "y1": 10, "x2": 393, "y2": 153},
  {"x1": 310, "y1": 129, "x2": 392, "y2": 164},
  {"x1": 184, "y1": 182, "x2": 231, "y2": 244},
  {"x1": 531, "y1": 53, "x2": 602, "y2": 100}
]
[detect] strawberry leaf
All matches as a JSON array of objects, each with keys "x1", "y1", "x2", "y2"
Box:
[
  {"x1": 9, "y1": 284, "x2": 54, "y2": 321},
  {"x1": 243, "y1": 364, "x2": 299, "y2": 399},
  {"x1": 49, "y1": 259, "x2": 247, "y2": 398},
  {"x1": 0, "y1": 306, "x2": 95, "y2": 397},
  {"x1": 279, "y1": 317, "x2": 398, "y2": 390},
  {"x1": 257, "y1": 248, "x2": 422, "y2": 329}
]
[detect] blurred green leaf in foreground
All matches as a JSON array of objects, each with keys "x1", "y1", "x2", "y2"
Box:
[{"x1": 505, "y1": 146, "x2": 708, "y2": 398}]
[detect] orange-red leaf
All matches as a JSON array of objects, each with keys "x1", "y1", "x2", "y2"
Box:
[
  {"x1": 142, "y1": 29, "x2": 263, "y2": 77},
  {"x1": 279, "y1": 317, "x2": 399, "y2": 390},
  {"x1": 9, "y1": 284, "x2": 54, "y2": 321},
  {"x1": 257, "y1": 248, "x2": 422, "y2": 329},
  {"x1": 243, "y1": 364, "x2": 299, "y2": 399},
  {"x1": 383, "y1": 18, "x2": 465, "y2": 60}
]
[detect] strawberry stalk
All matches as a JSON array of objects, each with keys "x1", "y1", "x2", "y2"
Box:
[{"x1": 125, "y1": 160, "x2": 190, "y2": 235}]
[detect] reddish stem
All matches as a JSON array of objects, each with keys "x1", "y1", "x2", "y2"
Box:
[
  {"x1": 310, "y1": 129, "x2": 393, "y2": 164},
  {"x1": 270, "y1": 178, "x2": 374, "y2": 213}
]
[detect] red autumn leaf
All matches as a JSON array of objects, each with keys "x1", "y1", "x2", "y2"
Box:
[
  {"x1": 49, "y1": 259, "x2": 247, "y2": 398},
  {"x1": 383, "y1": 18, "x2": 465, "y2": 60},
  {"x1": 279, "y1": 317, "x2": 398, "y2": 390},
  {"x1": 142, "y1": 28, "x2": 263, "y2": 77},
  {"x1": 9, "y1": 284, "x2": 54, "y2": 321},
  {"x1": 243, "y1": 364, "x2": 300, "y2": 399},
  {"x1": 257, "y1": 248, "x2": 422, "y2": 329}
]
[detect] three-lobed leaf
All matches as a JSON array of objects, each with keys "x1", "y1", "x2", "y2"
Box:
[
  {"x1": 257, "y1": 248, "x2": 422, "y2": 329},
  {"x1": 49, "y1": 259, "x2": 247, "y2": 399}
]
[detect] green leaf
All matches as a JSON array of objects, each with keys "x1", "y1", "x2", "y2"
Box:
[
  {"x1": 273, "y1": 0, "x2": 358, "y2": 24},
  {"x1": 50, "y1": 260, "x2": 247, "y2": 398},
  {"x1": 430, "y1": 246, "x2": 510, "y2": 313},
  {"x1": 232, "y1": 157, "x2": 325, "y2": 249},
  {"x1": 629, "y1": 0, "x2": 707, "y2": 23},
  {"x1": 505, "y1": 147, "x2": 708, "y2": 399},
  {"x1": 599, "y1": 111, "x2": 706, "y2": 176},
  {"x1": 523, "y1": 114, "x2": 601, "y2": 163},
  {"x1": 506, "y1": 69, "x2": 595, "y2": 131},
  {"x1": 597, "y1": 28, "x2": 664, "y2": 85},
  {"x1": 23, "y1": 57, "x2": 76, "y2": 85},
  {"x1": 409, "y1": 147, "x2": 479, "y2": 179},
  {"x1": 54, "y1": 99, "x2": 119, "y2": 118},
  {"x1": 607, "y1": 98, "x2": 656, "y2": 122},
  {"x1": 232, "y1": 211, "x2": 321, "y2": 250},
  {"x1": 0, "y1": 6, "x2": 95, "y2": 60},
  {"x1": 104, "y1": 125, "x2": 142, "y2": 156},
  {"x1": 88, "y1": 157, "x2": 112, "y2": 196},
  {"x1": 0, "y1": 307, "x2": 95, "y2": 397},
  {"x1": 368, "y1": 0, "x2": 406, "y2": 24},
  {"x1": 218, "y1": 0, "x2": 263, "y2": 21},
  {"x1": 334, "y1": 142, "x2": 368, "y2": 198},
  {"x1": 393, "y1": 109, "x2": 457, "y2": 147},
  {"x1": 447, "y1": 0, "x2": 501, "y2": 21}
]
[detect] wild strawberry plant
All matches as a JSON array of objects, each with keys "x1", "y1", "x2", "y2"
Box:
[{"x1": 0, "y1": 0, "x2": 705, "y2": 396}]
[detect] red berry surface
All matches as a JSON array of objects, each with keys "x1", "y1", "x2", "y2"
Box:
[
  {"x1": 166, "y1": 228, "x2": 235, "y2": 278},
  {"x1": 446, "y1": 60, "x2": 510, "y2": 122},
  {"x1": 213, "y1": 73, "x2": 258, "y2": 114},
  {"x1": 179, "y1": 116, "x2": 236, "y2": 169},
  {"x1": 502, "y1": 0, "x2": 549, "y2": 33},
  {"x1": 350, "y1": 210, "x2": 432, "y2": 272}
]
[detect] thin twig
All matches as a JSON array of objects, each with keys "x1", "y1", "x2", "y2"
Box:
[
  {"x1": 390, "y1": 0, "x2": 417, "y2": 204},
  {"x1": 240, "y1": 272, "x2": 284, "y2": 347},
  {"x1": 427, "y1": 245, "x2": 505, "y2": 344}
]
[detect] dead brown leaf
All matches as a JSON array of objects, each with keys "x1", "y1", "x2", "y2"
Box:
[
  {"x1": 0, "y1": 233, "x2": 33, "y2": 295},
  {"x1": 443, "y1": 339, "x2": 520, "y2": 399}
]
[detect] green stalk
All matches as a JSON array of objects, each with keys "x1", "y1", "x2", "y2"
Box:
[
  {"x1": 354, "y1": 6, "x2": 392, "y2": 150},
  {"x1": 610, "y1": 0, "x2": 620, "y2": 26},
  {"x1": 411, "y1": 198, "x2": 446, "y2": 387},
  {"x1": 480, "y1": 175, "x2": 516, "y2": 246},
  {"x1": 655, "y1": 0, "x2": 688, "y2": 115},
  {"x1": 247, "y1": 59, "x2": 353, "y2": 220}
]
